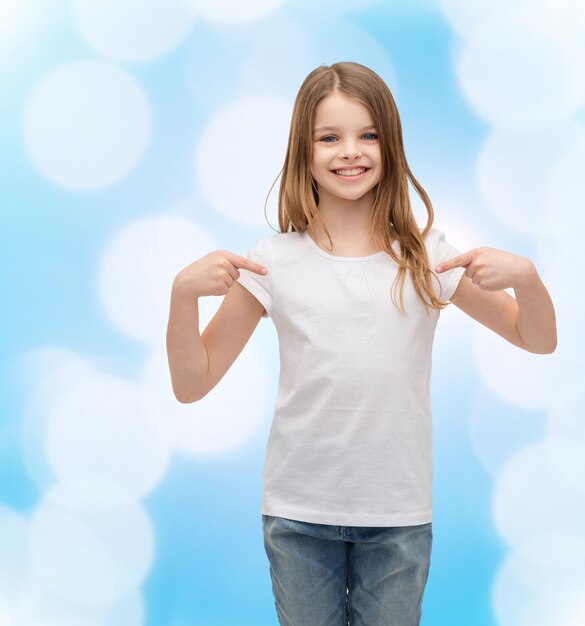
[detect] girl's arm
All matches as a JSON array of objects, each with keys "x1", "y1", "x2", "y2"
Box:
[
  {"x1": 166, "y1": 286, "x2": 210, "y2": 402},
  {"x1": 166, "y1": 250, "x2": 268, "y2": 403},
  {"x1": 167, "y1": 280, "x2": 266, "y2": 402},
  {"x1": 437, "y1": 248, "x2": 557, "y2": 354}
]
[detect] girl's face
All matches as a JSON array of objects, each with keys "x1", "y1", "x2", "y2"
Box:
[{"x1": 311, "y1": 92, "x2": 382, "y2": 205}]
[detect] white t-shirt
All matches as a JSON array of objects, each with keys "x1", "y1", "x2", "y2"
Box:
[{"x1": 236, "y1": 227, "x2": 465, "y2": 527}]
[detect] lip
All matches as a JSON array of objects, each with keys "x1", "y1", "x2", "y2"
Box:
[{"x1": 331, "y1": 167, "x2": 370, "y2": 180}]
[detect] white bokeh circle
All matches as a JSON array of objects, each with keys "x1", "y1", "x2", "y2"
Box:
[
  {"x1": 18, "y1": 348, "x2": 98, "y2": 493},
  {"x1": 532, "y1": 235, "x2": 579, "y2": 305},
  {"x1": 454, "y1": 7, "x2": 585, "y2": 127},
  {"x1": 546, "y1": 438, "x2": 585, "y2": 497},
  {"x1": 492, "y1": 440, "x2": 585, "y2": 546},
  {"x1": 28, "y1": 492, "x2": 154, "y2": 605},
  {"x1": 98, "y1": 214, "x2": 215, "y2": 345},
  {"x1": 194, "y1": 95, "x2": 291, "y2": 227},
  {"x1": 73, "y1": 0, "x2": 196, "y2": 63},
  {"x1": 548, "y1": 377, "x2": 585, "y2": 450},
  {"x1": 439, "y1": 0, "x2": 568, "y2": 39},
  {"x1": 473, "y1": 320, "x2": 563, "y2": 411},
  {"x1": 23, "y1": 59, "x2": 150, "y2": 190},
  {"x1": 468, "y1": 387, "x2": 545, "y2": 478},
  {"x1": 542, "y1": 134, "x2": 585, "y2": 267},
  {"x1": 476, "y1": 121, "x2": 585, "y2": 236},
  {"x1": 45, "y1": 373, "x2": 171, "y2": 499},
  {"x1": 14, "y1": 571, "x2": 109, "y2": 626},
  {"x1": 14, "y1": 566, "x2": 142, "y2": 625}
]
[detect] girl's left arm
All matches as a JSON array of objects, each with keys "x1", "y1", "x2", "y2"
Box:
[{"x1": 436, "y1": 248, "x2": 557, "y2": 354}]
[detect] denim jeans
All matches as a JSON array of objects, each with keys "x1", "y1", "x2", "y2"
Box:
[{"x1": 262, "y1": 514, "x2": 432, "y2": 626}]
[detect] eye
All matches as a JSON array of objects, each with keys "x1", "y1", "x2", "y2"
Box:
[{"x1": 318, "y1": 133, "x2": 378, "y2": 143}]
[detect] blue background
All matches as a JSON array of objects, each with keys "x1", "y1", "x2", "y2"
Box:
[{"x1": 1, "y1": 1, "x2": 580, "y2": 625}]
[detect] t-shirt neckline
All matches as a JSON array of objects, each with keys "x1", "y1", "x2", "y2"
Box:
[{"x1": 302, "y1": 230, "x2": 393, "y2": 261}]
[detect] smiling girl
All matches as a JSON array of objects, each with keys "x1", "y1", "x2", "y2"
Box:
[{"x1": 166, "y1": 61, "x2": 557, "y2": 626}]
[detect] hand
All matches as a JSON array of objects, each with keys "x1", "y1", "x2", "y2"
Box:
[
  {"x1": 435, "y1": 247, "x2": 533, "y2": 291},
  {"x1": 173, "y1": 250, "x2": 268, "y2": 298}
]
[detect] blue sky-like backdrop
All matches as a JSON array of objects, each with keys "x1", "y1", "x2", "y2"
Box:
[{"x1": 1, "y1": 0, "x2": 584, "y2": 625}]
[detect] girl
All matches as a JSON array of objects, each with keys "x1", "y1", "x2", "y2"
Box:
[{"x1": 166, "y1": 62, "x2": 557, "y2": 626}]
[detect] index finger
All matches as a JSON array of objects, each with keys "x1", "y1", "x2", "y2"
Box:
[
  {"x1": 436, "y1": 250, "x2": 471, "y2": 272},
  {"x1": 227, "y1": 252, "x2": 268, "y2": 275}
]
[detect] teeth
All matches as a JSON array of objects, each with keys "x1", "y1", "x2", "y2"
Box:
[{"x1": 334, "y1": 167, "x2": 367, "y2": 176}]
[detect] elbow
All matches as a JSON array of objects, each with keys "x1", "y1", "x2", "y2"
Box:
[
  {"x1": 175, "y1": 394, "x2": 198, "y2": 404},
  {"x1": 515, "y1": 322, "x2": 557, "y2": 355},
  {"x1": 522, "y1": 338, "x2": 557, "y2": 355},
  {"x1": 529, "y1": 346, "x2": 556, "y2": 355},
  {"x1": 539, "y1": 330, "x2": 558, "y2": 354},
  {"x1": 174, "y1": 393, "x2": 201, "y2": 404},
  {"x1": 545, "y1": 336, "x2": 558, "y2": 354},
  {"x1": 172, "y1": 385, "x2": 205, "y2": 404},
  {"x1": 542, "y1": 339, "x2": 557, "y2": 355}
]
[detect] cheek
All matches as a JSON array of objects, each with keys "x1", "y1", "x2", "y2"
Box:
[
  {"x1": 310, "y1": 157, "x2": 324, "y2": 177},
  {"x1": 311, "y1": 148, "x2": 328, "y2": 167},
  {"x1": 314, "y1": 163, "x2": 331, "y2": 180}
]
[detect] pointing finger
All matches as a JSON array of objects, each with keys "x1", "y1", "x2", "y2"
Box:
[
  {"x1": 436, "y1": 251, "x2": 471, "y2": 273},
  {"x1": 228, "y1": 252, "x2": 268, "y2": 275}
]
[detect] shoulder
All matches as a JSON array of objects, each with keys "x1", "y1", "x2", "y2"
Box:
[
  {"x1": 418, "y1": 226, "x2": 463, "y2": 269},
  {"x1": 420, "y1": 225, "x2": 459, "y2": 249},
  {"x1": 418, "y1": 225, "x2": 445, "y2": 242},
  {"x1": 263, "y1": 230, "x2": 306, "y2": 256},
  {"x1": 416, "y1": 225, "x2": 447, "y2": 254},
  {"x1": 248, "y1": 231, "x2": 306, "y2": 268}
]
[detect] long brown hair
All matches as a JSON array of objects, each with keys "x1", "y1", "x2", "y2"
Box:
[{"x1": 263, "y1": 61, "x2": 450, "y2": 316}]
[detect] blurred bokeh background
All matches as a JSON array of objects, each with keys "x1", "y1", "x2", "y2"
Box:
[{"x1": 1, "y1": 0, "x2": 584, "y2": 624}]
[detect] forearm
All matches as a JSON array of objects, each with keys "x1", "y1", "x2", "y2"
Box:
[
  {"x1": 514, "y1": 261, "x2": 557, "y2": 354},
  {"x1": 166, "y1": 282, "x2": 209, "y2": 403}
]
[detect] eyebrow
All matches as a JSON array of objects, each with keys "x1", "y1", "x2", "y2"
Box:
[{"x1": 314, "y1": 125, "x2": 377, "y2": 133}]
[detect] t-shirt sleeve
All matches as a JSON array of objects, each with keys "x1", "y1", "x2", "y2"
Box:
[
  {"x1": 427, "y1": 227, "x2": 466, "y2": 303},
  {"x1": 236, "y1": 235, "x2": 273, "y2": 318}
]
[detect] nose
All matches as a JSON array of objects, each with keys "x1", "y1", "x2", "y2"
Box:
[
  {"x1": 341, "y1": 143, "x2": 362, "y2": 160},
  {"x1": 342, "y1": 152, "x2": 361, "y2": 160}
]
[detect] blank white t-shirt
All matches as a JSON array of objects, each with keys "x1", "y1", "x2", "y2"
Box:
[{"x1": 236, "y1": 227, "x2": 465, "y2": 527}]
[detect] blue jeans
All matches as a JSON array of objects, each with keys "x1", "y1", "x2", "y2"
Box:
[{"x1": 262, "y1": 514, "x2": 432, "y2": 626}]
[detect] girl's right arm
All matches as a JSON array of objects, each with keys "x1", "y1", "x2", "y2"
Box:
[{"x1": 166, "y1": 250, "x2": 268, "y2": 403}]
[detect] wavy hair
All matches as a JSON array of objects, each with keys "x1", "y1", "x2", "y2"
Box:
[{"x1": 263, "y1": 61, "x2": 450, "y2": 315}]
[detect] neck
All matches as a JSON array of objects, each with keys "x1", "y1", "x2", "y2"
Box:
[{"x1": 312, "y1": 191, "x2": 375, "y2": 244}]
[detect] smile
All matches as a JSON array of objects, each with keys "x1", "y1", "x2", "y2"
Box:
[{"x1": 331, "y1": 167, "x2": 369, "y2": 179}]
